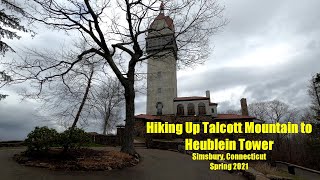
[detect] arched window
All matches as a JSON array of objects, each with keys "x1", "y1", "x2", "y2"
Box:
[
  {"x1": 187, "y1": 103, "x2": 195, "y2": 115},
  {"x1": 198, "y1": 102, "x2": 206, "y2": 115},
  {"x1": 156, "y1": 102, "x2": 163, "y2": 115},
  {"x1": 177, "y1": 104, "x2": 184, "y2": 116}
]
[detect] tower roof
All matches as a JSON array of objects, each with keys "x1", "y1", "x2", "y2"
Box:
[
  {"x1": 150, "y1": 14, "x2": 174, "y2": 31},
  {"x1": 149, "y1": 2, "x2": 174, "y2": 33}
]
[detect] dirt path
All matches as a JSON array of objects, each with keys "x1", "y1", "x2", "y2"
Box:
[{"x1": 0, "y1": 147, "x2": 246, "y2": 180}]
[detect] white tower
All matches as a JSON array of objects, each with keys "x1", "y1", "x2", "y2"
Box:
[{"x1": 146, "y1": 2, "x2": 178, "y2": 115}]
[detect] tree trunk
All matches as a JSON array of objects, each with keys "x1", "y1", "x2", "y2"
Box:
[
  {"x1": 64, "y1": 66, "x2": 94, "y2": 152},
  {"x1": 102, "y1": 109, "x2": 111, "y2": 135},
  {"x1": 102, "y1": 115, "x2": 108, "y2": 135},
  {"x1": 120, "y1": 80, "x2": 136, "y2": 155},
  {"x1": 71, "y1": 68, "x2": 94, "y2": 130}
]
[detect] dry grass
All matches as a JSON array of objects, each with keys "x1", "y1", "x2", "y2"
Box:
[
  {"x1": 14, "y1": 148, "x2": 139, "y2": 171},
  {"x1": 77, "y1": 150, "x2": 135, "y2": 170},
  {"x1": 251, "y1": 162, "x2": 278, "y2": 175},
  {"x1": 251, "y1": 162, "x2": 303, "y2": 180}
]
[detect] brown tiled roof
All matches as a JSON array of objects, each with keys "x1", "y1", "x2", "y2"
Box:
[
  {"x1": 135, "y1": 113, "x2": 255, "y2": 121},
  {"x1": 174, "y1": 96, "x2": 209, "y2": 101},
  {"x1": 135, "y1": 114, "x2": 161, "y2": 120},
  {"x1": 150, "y1": 13, "x2": 174, "y2": 31},
  {"x1": 175, "y1": 116, "x2": 213, "y2": 123},
  {"x1": 214, "y1": 114, "x2": 255, "y2": 120}
]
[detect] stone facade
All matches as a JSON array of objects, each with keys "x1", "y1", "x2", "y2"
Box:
[
  {"x1": 173, "y1": 97, "x2": 218, "y2": 117},
  {"x1": 146, "y1": 51, "x2": 177, "y2": 115}
]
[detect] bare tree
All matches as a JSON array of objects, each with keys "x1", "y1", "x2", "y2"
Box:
[
  {"x1": 222, "y1": 109, "x2": 241, "y2": 115},
  {"x1": 249, "y1": 100, "x2": 290, "y2": 150},
  {"x1": 93, "y1": 78, "x2": 124, "y2": 135},
  {"x1": 308, "y1": 73, "x2": 320, "y2": 119},
  {"x1": 8, "y1": 0, "x2": 227, "y2": 155},
  {"x1": 16, "y1": 41, "x2": 126, "y2": 134},
  {"x1": 266, "y1": 100, "x2": 289, "y2": 123},
  {"x1": 71, "y1": 63, "x2": 94, "y2": 130},
  {"x1": 248, "y1": 102, "x2": 268, "y2": 122},
  {"x1": 16, "y1": 45, "x2": 104, "y2": 130},
  {"x1": 300, "y1": 108, "x2": 317, "y2": 123},
  {"x1": 248, "y1": 100, "x2": 292, "y2": 123}
]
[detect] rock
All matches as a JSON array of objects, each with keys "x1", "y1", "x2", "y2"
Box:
[{"x1": 107, "y1": 167, "x2": 112, "y2": 170}]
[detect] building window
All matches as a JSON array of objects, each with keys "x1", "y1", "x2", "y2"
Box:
[
  {"x1": 158, "y1": 88, "x2": 161, "y2": 93},
  {"x1": 156, "y1": 102, "x2": 163, "y2": 115},
  {"x1": 157, "y1": 72, "x2": 161, "y2": 78},
  {"x1": 187, "y1": 103, "x2": 195, "y2": 115},
  {"x1": 198, "y1": 102, "x2": 206, "y2": 115},
  {"x1": 177, "y1": 104, "x2": 184, "y2": 116},
  {"x1": 211, "y1": 108, "x2": 214, "y2": 113}
]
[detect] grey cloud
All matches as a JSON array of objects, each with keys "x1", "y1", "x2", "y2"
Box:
[
  {"x1": 0, "y1": 99, "x2": 42, "y2": 141},
  {"x1": 177, "y1": 47, "x2": 320, "y2": 110},
  {"x1": 135, "y1": 95, "x2": 147, "y2": 114}
]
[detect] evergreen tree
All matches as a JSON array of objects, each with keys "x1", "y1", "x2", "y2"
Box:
[
  {"x1": 0, "y1": 0, "x2": 27, "y2": 99},
  {"x1": 0, "y1": 0, "x2": 27, "y2": 55},
  {"x1": 0, "y1": 70, "x2": 11, "y2": 100}
]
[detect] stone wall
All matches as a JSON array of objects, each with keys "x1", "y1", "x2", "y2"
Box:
[
  {"x1": 134, "y1": 120, "x2": 146, "y2": 137},
  {"x1": 90, "y1": 134, "x2": 119, "y2": 146}
]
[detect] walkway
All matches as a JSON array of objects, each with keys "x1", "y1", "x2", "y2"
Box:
[{"x1": 0, "y1": 147, "x2": 246, "y2": 180}]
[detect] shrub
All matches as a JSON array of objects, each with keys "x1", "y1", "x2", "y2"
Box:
[
  {"x1": 59, "y1": 127, "x2": 91, "y2": 150},
  {"x1": 25, "y1": 126, "x2": 58, "y2": 152}
]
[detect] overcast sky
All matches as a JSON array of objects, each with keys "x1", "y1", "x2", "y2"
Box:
[{"x1": 1, "y1": 0, "x2": 320, "y2": 140}]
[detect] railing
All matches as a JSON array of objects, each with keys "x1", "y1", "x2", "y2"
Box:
[{"x1": 274, "y1": 161, "x2": 320, "y2": 180}]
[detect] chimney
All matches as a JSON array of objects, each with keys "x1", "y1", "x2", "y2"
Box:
[
  {"x1": 240, "y1": 98, "x2": 249, "y2": 116},
  {"x1": 206, "y1": 90, "x2": 210, "y2": 99}
]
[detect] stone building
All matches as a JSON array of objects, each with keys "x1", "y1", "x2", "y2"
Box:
[
  {"x1": 135, "y1": 3, "x2": 257, "y2": 134},
  {"x1": 173, "y1": 91, "x2": 218, "y2": 117}
]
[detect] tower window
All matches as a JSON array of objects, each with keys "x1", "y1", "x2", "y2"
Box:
[
  {"x1": 187, "y1": 103, "x2": 195, "y2": 116},
  {"x1": 157, "y1": 72, "x2": 161, "y2": 78},
  {"x1": 177, "y1": 104, "x2": 184, "y2": 116},
  {"x1": 156, "y1": 102, "x2": 163, "y2": 115},
  {"x1": 198, "y1": 102, "x2": 206, "y2": 115},
  {"x1": 158, "y1": 88, "x2": 161, "y2": 93}
]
